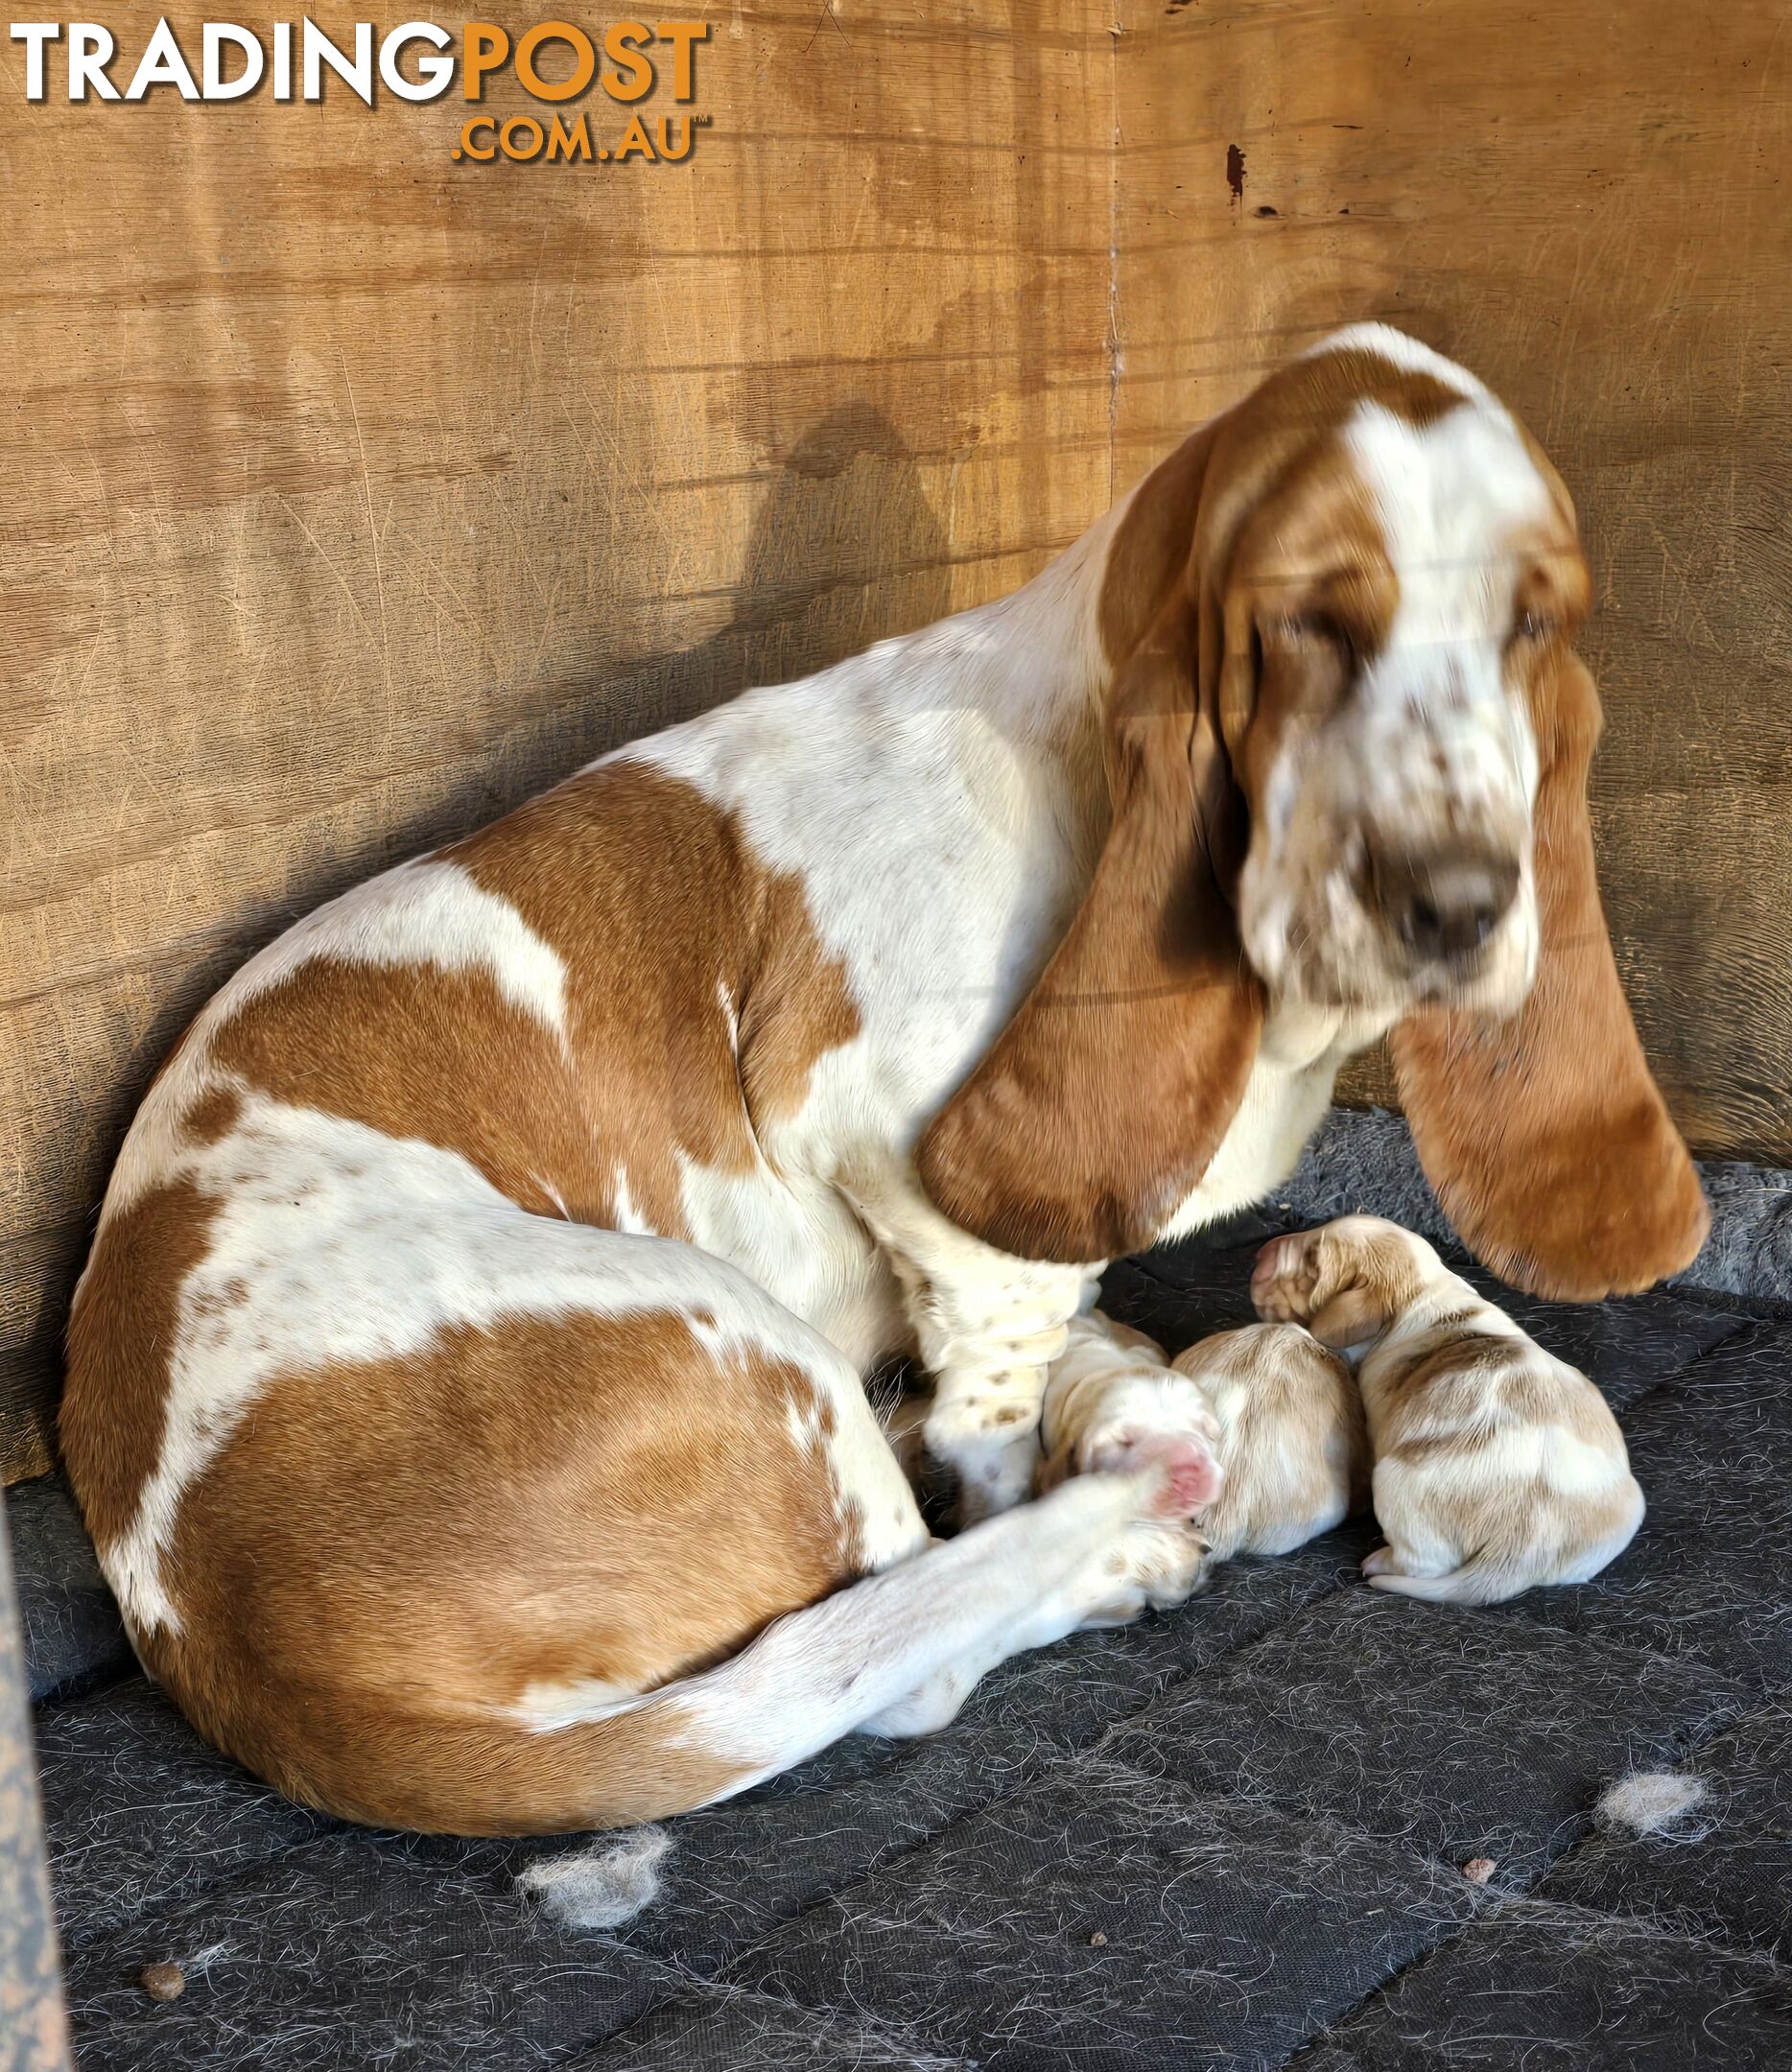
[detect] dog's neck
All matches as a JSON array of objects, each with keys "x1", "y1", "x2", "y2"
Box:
[{"x1": 874, "y1": 498, "x2": 1126, "y2": 744}]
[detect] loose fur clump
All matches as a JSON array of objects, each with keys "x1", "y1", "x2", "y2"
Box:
[
  {"x1": 1595, "y1": 1773, "x2": 1709, "y2": 1838},
  {"x1": 516, "y1": 1825, "x2": 672, "y2": 1929}
]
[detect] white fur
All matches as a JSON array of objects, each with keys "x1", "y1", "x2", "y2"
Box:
[
  {"x1": 1305, "y1": 323, "x2": 1488, "y2": 397},
  {"x1": 517, "y1": 1827, "x2": 672, "y2": 1927},
  {"x1": 1595, "y1": 1772, "x2": 1708, "y2": 1837},
  {"x1": 667, "y1": 1470, "x2": 1194, "y2": 1765},
  {"x1": 107, "y1": 859, "x2": 571, "y2": 1217},
  {"x1": 106, "y1": 1094, "x2": 923, "y2": 1636},
  {"x1": 1034, "y1": 1313, "x2": 1221, "y2": 1605}
]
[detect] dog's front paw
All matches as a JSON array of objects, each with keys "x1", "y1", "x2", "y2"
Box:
[{"x1": 923, "y1": 1393, "x2": 1043, "y2": 1524}]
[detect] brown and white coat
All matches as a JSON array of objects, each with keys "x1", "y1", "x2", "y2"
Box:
[
  {"x1": 62, "y1": 326, "x2": 1706, "y2": 1833},
  {"x1": 1252, "y1": 1215, "x2": 1646, "y2": 1602}
]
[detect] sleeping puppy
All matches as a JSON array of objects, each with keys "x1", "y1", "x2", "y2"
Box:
[
  {"x1": 1170, "y1": 1324, "x2": 1369, "y2": 1561},
  {"x1": 1251, "y1": 1215, "x2": 1644, "y2": 1604},
  {"x1": 1036, "y1": 1313, "x2": 1222, "y2": 1615},
  {"x1": 1038, "y1": 1314, "x2": 1364, "y2": 1580}
]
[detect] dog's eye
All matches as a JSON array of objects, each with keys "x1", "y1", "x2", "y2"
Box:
[
  {"x1": 1513, "y1": 609, "x2": 1557, "y2": 644},
  {"x1": 1272, "y1": 612, "x2": 1352, "y2": 657}
]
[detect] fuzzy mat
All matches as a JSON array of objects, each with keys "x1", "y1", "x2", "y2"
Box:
[{"x1": 13, "y1": 1109, "x2": 1792, "y2": 2071}]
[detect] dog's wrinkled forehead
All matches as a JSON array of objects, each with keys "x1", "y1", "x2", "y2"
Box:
[{"x1": 1342, "y1": 393, "x2": 1559, "y2": 659}]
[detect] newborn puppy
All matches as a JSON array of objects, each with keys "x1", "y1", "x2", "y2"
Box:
[
  {"x1": 1252, "y1": 1215, "x2": 1644, "y2": 1604},
  {"x1": 1171, "y1": 1324, "x2": 1369, "y2": 1561},
  {"x1": 1036, "y1": 1313, "x2": 1223, "y2": 1616}
]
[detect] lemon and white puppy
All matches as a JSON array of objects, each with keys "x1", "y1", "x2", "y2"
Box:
[
  {"x1": 1170, "y1": 1324, "x2": 1369, "y2": 1561},
  {"x1": 1034, "y1": 1314, "x2": 1222, "y2": 1615},
  {"x1": 1251, "y1": 1215, "x2": 1644, "y2": 1604}
]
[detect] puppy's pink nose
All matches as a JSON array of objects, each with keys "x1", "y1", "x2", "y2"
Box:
[
  {"x1": 1090, "y1": 1429, "x2": 1222, "y2": 1518},
  {"x1": 1150, "y1": 1437, "x2": 1223, "y2": 1518}
]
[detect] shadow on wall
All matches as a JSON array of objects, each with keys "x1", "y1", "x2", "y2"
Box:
[
  {"x1": 107, "y1": 401, "x2": 950, "y2": 1189},
  {"x1": 428, "y1": 398, "x2": 953, "y2": 846},
  {"x1": 720, "y1": 399, "x2": 955, "y2": 695},
  {"x1": 17, "y1": 403, "x2": 950, "y2": 1475}
]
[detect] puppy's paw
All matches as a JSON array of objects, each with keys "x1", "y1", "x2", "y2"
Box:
[{"x1": 1250, "y1": 1231, "x2": 1324, "y2": 1325}]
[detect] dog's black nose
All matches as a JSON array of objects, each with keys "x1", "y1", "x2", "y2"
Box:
[{"x1": 1372, "y1": 847, "x2": 1520, "y2": 963}]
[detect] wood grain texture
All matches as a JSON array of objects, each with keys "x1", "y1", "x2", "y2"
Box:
[
  {"x1": 1113, "y1": 0, "x2": 1792, "y2": 1161},
  {"x1": 1, "y1": 1, "x2": 1118, "y2": 1478},
  {"x1": 6, "y1": 0, "x2": 1789, "y2": 1479}
]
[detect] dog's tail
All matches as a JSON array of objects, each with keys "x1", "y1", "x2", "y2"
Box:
[{"x1": 284, "y1": 1469, "x2": 1159, "y2": 1835}]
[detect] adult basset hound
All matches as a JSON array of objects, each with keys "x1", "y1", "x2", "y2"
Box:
[{"x1": 63, "y1": 325, "x2": 1707, "y2": 1834}]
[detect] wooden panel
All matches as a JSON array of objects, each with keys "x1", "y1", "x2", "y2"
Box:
[
  {"x1": 0, "y1": 1, "x2": 1119, "y2": 1478},
  {"x1": 1113, "y1": 1, "x2": 1792, "y2": 1154}
]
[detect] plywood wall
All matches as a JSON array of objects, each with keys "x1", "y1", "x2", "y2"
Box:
[
  {"x1": 6, "y1": 0, "x2": 1790, "y2": 1481},
  {"x1": 1, "y1": 1, "x2": 1120, "y2": 1478},
  {"x1": 1112, "y1": 0, "x2": 1792, "y2": 1150}
]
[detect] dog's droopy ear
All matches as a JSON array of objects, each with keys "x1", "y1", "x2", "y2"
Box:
[
  {"x1": 1392, "y1": 652, "x2": 1708, "y2": 1300},
  {"x1": 916, "y1": 594, "x2": 1264, "y2": 1265}
]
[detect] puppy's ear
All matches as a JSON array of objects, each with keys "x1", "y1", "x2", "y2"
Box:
[
  {"x1": 1392, "y1": 652, "x2": 1707, "y2": 1300},
  {"x1": 916, "y1": 589, "x2": 1264, "y2": 1264},
  {"x1": 1307, "y1": 1283, "x2": 1391, "y2": 1353},
  {"x1": 1034, "y1": 1436, "x2": 1078, "y2": 1496}
]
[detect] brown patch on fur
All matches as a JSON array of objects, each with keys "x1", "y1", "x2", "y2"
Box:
[
  {"x1": 451, "y1": 760, "x2": 860, "y2": 1218},
  {"x1": 182, "y1": 1085, "x2": 242, "y2": 1144},
  {"x1": 922, "y1": 343, "x2": 1465, "y2": 1265},
  {"x1": 133, "y1": 1309, "x2": 863, "y2": 1834},
  {"x1": 1096, "y1": 418, "x2": 1223, "y2": 677},
  {"x1": 203, "y1": 763, "x2": 861, "y2": 1236},
  {"x1": 1220, "y1": 457, "x2": 1397, "y2": 810},
  {"x1": 63, "y1": 1179, "x2": 219, "y2": 1552},
  {"x1": 1097, "y1": 346, "x2": 1461, "y2": 671},
  {"x1": 213, "y1": 959, "x2": 623, "y2": 1225},
  {"x1": 1377, "y1": 1333, "x2": 1523, "y2": 1429},
  {"x1": 1376, "y1": 1330, "x2": 1623, "y2": 1470},
  {"x1": 917, "y1": 587, "x2": 1264, "y2": 1262},
  {"x1": 1392, "y1": 646, "x2": 1709, "y2": 1299}
]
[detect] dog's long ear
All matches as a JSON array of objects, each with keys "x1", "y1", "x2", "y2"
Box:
[
  {"x1": 916, "y1": 584, "x2": 1264, "y2": 1265},
  {"x1": 1391, "y1": 651, "x2": 1708, "y2": 1299}
]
